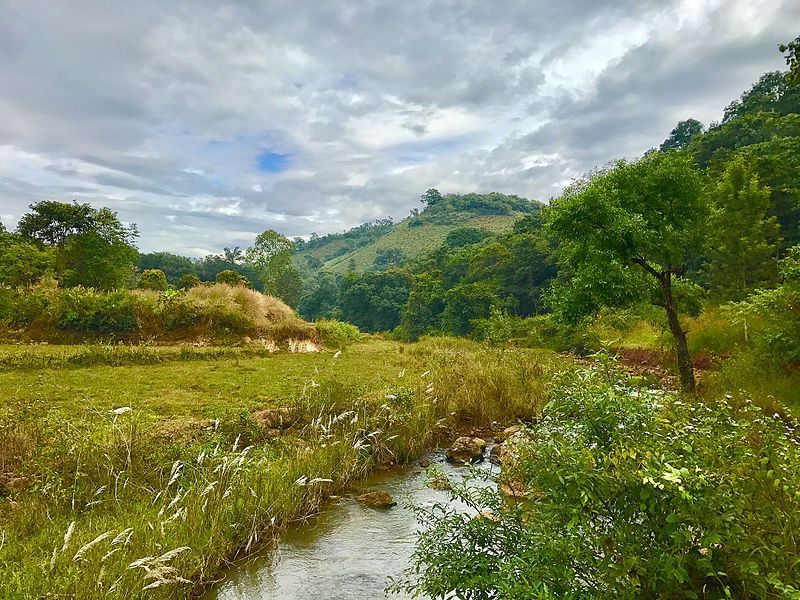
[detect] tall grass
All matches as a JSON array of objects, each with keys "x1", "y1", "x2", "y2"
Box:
[{"x1": 0, "y1": 339, "x2": 563, "y2": 598}]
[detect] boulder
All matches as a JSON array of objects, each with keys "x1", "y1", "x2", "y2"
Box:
[
  {"x1": 472, "y1": 510, "x2": 500, "y2": 523},
  {"x1": 495, "y1": 425, "x2": 520, "y2": 443},
  {"x1": 489, "y1": 444, "x2": 504, "y2": 465},
  {"x1": 253, "y1": 407, "x2": 298, "y2": 430},
  {"x1": 355, "y1": 491, "x2": 396, "y2": 508},
  {"x1": 498, "y1": 480, "x2": 527, "y2": 498},
  {"x1": 446, "y1": 437, "x2": 487, "y2": 464}
]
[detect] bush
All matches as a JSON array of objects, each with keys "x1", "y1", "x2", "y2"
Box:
[
  {"x1": 724, "y1": 247, "x2": 800, "y2": 365},
  {"x1": 176, "y1": 273, "x2": 201, "y2": 289},
  {"x1": 402, "y1": 363, "x2": 800, "y2": 598},
  {"x1": 315, "y1": 319, "x2": 362, "y2": 348},
  {"x1": 215, "y1": 269, "x2": 252, "y2": 288},
  {"x1": 137, "y1": 269, "x2": 168, "y2": 291},
  {"x1": 56, "y1": 287, "x2": 140, "y2": 334}
]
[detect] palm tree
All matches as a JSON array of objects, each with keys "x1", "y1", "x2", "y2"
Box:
[{"x1": 223, "y1": 246, "x2": 243, "y2": 264}]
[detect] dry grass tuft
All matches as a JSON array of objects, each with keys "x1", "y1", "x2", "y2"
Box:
[{"x1": 184, "y1": 284, "x2": 297, "y2": 328}]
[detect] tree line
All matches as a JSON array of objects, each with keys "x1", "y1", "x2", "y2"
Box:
[{"x1": 0, "y1": 203, "x2": 303, "y2": 304}]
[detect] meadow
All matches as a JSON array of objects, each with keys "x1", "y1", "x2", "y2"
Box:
[{"x1": 0, "y1": 338, "x2": 561, "y2": 598}]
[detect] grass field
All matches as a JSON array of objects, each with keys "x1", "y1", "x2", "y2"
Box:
[{"x1": 0, "y1": 339, "x2": 561, "y2": 598}]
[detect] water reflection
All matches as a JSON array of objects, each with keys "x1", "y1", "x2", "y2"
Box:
[{"x1": 210, "y1": 448, "x2": 497, "y2": 600}]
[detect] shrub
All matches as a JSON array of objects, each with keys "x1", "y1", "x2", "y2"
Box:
[
  {"x1": 137, "y1": 269, "x2": 168, "y2": 291},
  {"x1": 402, "y1": 363, "x2": 800, "y2": 598},
  {"x1": 315, "y1": 319, "x2": 362, "y2": 348},
  {"x1": 724, "y1": 246, "x2": 800, "y2": 365},
  {"x1": 56, "y1": 287, "x2": 140, "y2": 334},
  {"x1": 176, "y1": 273, "x2": 201, "y2": 289},
  {"x1": 215, "y1": 269, "x2": 252, "y2": 288}
]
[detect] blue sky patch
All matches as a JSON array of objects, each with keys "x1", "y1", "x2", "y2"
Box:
[{"x1": 256, "y1": 151, "x2": 289, "y2": 173}]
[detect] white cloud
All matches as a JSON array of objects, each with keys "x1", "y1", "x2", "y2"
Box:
[{"x1": 0, "y1": 0, "x2": 796, "y2": 255}]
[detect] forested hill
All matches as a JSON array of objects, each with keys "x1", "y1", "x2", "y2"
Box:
[{"x1": 294, "y1": 191, "x2": 540, "y2": 275}]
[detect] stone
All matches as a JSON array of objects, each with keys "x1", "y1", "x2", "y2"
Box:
[
  {"x1": 446, "y1": 436, "x2": 487, "y2": 464},
  {"x1": 494, "y1": 425, "x2": 520, "y2": 443},
  {"x1": 419, "y1": 459, "x2": 430, "y2": 468},
  {"x1": 355, "y1": 491, "x2": 396, "y2": 508},
  {"x1": 498, "y1": 480, "x2": 527, "y2": 498},
  {"x1": 489, "y1": 444, "x2": 504, "y2": 465},
  {"x1": 253, "y1": 407, "x2": 298, "y2": 430},
  {"x1": 472, "y1": 510, "x2": 500, "y2": 522}
]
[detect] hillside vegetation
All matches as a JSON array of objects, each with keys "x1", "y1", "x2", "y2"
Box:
[{"x1": 294, "y1": 191, "x2": 539, "y2": 274}]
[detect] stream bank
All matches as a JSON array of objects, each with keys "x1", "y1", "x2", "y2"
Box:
[{"x1": 207, "y1": 445, "x2": 498, "y2": 599}]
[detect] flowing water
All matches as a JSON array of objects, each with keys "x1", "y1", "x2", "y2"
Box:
[{"x1": 208, "y1": 447, "x2": 498, "y2": 600}]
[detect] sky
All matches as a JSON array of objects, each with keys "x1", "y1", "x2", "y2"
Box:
[{"x1": 0, "y1": 1, "x2": 797, "y2": 257}]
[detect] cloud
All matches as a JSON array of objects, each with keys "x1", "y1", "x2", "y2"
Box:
[{"x1": 0, "y1": 0, "x2": 796, "y2": 255}]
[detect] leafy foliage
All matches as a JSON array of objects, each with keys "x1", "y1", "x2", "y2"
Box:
[
  {"x1": 403, "y1": 364, "x2": 800, "y2": 599},
  {"x1": 137, "y1": 269, "x2": 169, "y2": 291},
  {"x1": 702, "y1": 156, "x2": 781, "y2": 299},
  {"x1": 337, "y1": 270, "x2": 411, "y2": 332},
  {"x1": 660, "y1": 118, "x2": 704, "y2": 151},
  {"x1": 0, "y1": 230, "x2": 54, "y2": 287},
  {"x1": 137, "y1": 252, "x2": 196, "y2": 284},
  {"x1": 245, "y1": 229, "x2": 302, "y2": 305},
  {"x1": 16, "y1": 201, "x2": 139, "y2": 290},
  {"x1": 215, "y1": 269, "x2": 252, "y2": 288}
]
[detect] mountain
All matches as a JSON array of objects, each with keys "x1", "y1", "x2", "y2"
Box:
[{"x1": 295, "y1": 192, "x2": 541, "y2": 275}]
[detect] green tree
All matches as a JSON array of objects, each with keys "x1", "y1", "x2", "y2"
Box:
[
  {"x1": 337, "y1": 270, "x2": 411, "y2": 332},
  {"x1": 703, "y1": 156, "x2": 781, "y2": 299},
  {"x1": 420, "y1": 188, "x2": 443, "y2": 206},
  {"x1": 194, "y1": 254, "x2": 262, "y2": 290},
  {"x1": 660, "y1": 118, "x2": 704, "y2": 151},
  {"x1": 441, "y1": 280, "x2": 502, "y2": 337},
  {"x1": 499, "y1": 233, "x2": 557, "y2": 316},
  {"x1": 373, "y1": 248, "x2": 406, "y2": 270},
  {"x1": 223, "y1": 246, "x2": 243, "y2": 264},
  {"x1": 137, "y1": 269, "x2": 169, "y2": 291},
  {"x1": 722, "y1": 71, "x2": 799, "y2": 123},
  {"x1": 398, "y1": 272, "x2": 446, "y2": 340},
  {"x1": 245, "y1": 229, "x2": 301, "y2": 304},
  {"x1": 547, "y1": 152, "x2": 707, "y2": 392},
  {"x1": 60, "y1": 231, "x2": 138, "y2": 290},
  {"x1": 0, "y1": 230, "x2": 55, "y2": 287},
  {"x1": 137, "y1": 252, "x2": 196, "y2": 284},
  {"x1": 17, "y1": 201, "x2": 138, "y2": 290},
  {"x1": 298, "y1": 272, "x2": 340, "y2": 321},
  {"x1": 444, "y1": 227, "x2": 487, "y2": 248},
  {"x1": 16, "y1": 200, "x2": 96, "y2": 245},
  {"x1": 176, "y1": 273, "x2": 201, "y2": 289},
  {"x1": 780, "y1": 35, "x2": 800, "y2": 84},
  {"x1": 215, "y1": 269, "x2": 252, "y2": 287}
]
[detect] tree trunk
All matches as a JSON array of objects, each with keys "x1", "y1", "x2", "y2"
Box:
[{"x1": 658, "y1": 273, "x2": 696, "y2": 393}]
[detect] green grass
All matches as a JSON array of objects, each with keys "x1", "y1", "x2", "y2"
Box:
[
  {"x1": 298, "y1": 213, "x2": 522, "y2": 274},
  {"x1": 0, "y1": 339, "x2": 562, "y2": 598}
]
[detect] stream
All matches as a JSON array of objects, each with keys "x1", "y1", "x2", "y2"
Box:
[{"x1": 207, "y1": 446, "x2": 498, "y2": 600}]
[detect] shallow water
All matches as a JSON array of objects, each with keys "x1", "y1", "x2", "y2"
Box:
[{"x1": 208, "y1": 448, "x2": 497, "y2": 600}]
